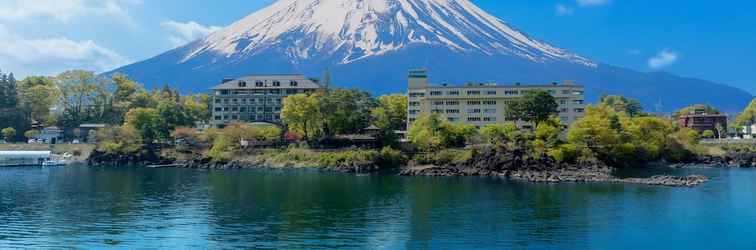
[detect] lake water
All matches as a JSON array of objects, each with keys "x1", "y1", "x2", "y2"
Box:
[{"x1": 1, "y1": 166, "x2": 755, "y2": 249}]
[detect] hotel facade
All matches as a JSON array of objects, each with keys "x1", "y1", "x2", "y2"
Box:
[
  {"x1": 407, "y1": 69, "x2": 586, "y2": 128},
  {"x1": 211, "y1": 74, "x2": 322, "y2": 128}
]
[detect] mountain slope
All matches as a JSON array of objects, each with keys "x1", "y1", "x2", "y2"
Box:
[{"x1": 107, "y1": 0, "x2": 753, "y2": 112}]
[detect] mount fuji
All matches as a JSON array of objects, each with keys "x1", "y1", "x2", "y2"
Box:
[{"x1": 108, "y1": 0, "x2": 752, "y2": 112}]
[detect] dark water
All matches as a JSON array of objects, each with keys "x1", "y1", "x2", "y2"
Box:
[{"x1": 1, "y1": 166, "x2": 755, "y2": 249}]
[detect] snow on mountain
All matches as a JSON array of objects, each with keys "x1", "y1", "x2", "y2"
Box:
[{"x1": 184, "y1": 0, "x2": 594, "y2": 66}]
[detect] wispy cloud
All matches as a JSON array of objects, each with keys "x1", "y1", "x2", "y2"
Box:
[
  {"x1": 577, "y1": 0, "x2": 611, "y2": 7},
  {"x1": 555, "y1": 4, "x2": 574, "y2": 16},
  {"x1": 0, "y1": 25, "x2": 130, "y2": 76},
  {"x1": 0, "y1": 0, "x2": 140, "y2": 26},
  {"x1": 648, "y1": 50, "x2": 679, "y2": 69},
  {"x1": 161, "y1": 20, "x2": 222, "y2": 47}
]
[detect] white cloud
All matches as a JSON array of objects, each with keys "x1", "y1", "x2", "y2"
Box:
[
  {"x1": 555, "y1": 4, "x2": 574, "y2": 16},
  {"x1": 577, "y1": 0, "x2": 611, "y2": 7},
  {"x1": 648, "y1": 50, "x2": 679, "y2": 69},
  {"x1": 0, "y1": 26, "x2": 130, "y2": 77},
  {"x1": 161, "y1": 20, "x2": 222, "y2": 47},
  {"x1": 0, "y1": 0, "x2": 140, "y2": 25}
]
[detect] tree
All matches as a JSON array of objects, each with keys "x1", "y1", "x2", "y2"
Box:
[
  {"x1": 407, "y1": 113, "x2": 477, "y2": 151},
  {"x1": 371, "y1": 94, "x2": 408, "y2": 131},
  {"x1": 56, "y1": 70, "x2": 110, "y2": 127},
  {"x1": 2, "y1": 127, "x2": 16, "y2": 142},
  {"x1": 735, "y1": 99, "x2": 756, "y2": 126},
  {"x1": 315, "y1": 89, "x2": 378, "y2": 136},
  {"x1": 702, "y1": 130, "x2": 715, "y2": 139},
  {"x1": 0, "y1": 70, "x2": 18, "y2": 108},
  {"x1": 95, "y1": 126, "x2": 141, "y2": 154},
  {"x1": 505, "y1": 90, "x2": 559, "y2": 127},
  {"x1": 481, "y1": 122, "x2": 520, "y2": 144},
  {"x1": 714, "y1": 123, "x2": 725, "y2": 141},
  {"x1": 182, "y1": 94, "x2": 211, "y2": 123},
  {"x1": 599, "y1": 95, "x2": 644, "y2": 117},
  {"x1": 674, "y1": 104, "x2": 721, "y2": 118},
  {"x1": 281, "y1": 93, "x2": 321, "y2": 139},
  {"x1": 124, "y1": 108, "x2": 165, "y2": 143},
  {"x1": 157, "y1": 100, "x2": 194, "y2": 130},
  {"x1": 23, "y1": 130, "x2": 40, "y2": 140},
  {"x1": 18, "y1": 76, "x2": 60, "y2": 124}
]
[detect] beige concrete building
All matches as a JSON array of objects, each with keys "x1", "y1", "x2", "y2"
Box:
[
  {"x1": 211, "y1": 74, "x2": 322, "y2": 128},
  {"x1": 407, "y1": 69, "x2": 586, "y2": 128}
]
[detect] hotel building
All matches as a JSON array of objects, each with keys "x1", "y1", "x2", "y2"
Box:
[
  {"x1": 407, "y1": 69, "x2": 586, "y2": 128},
  {"x1": 211, "y1": 74, "x2": 322, "y2": 128}
]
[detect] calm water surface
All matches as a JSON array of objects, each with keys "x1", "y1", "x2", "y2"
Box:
[{"x1": 1, "y1": 165, "x2": 755, "y2": 249}]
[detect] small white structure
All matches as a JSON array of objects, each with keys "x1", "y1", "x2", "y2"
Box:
[
  {"x1": 0, "y1": 151, "x2": 55, "y2": 166},
  {"x1": 743, "y1": 124, "x2": 756, "y2": 139}
]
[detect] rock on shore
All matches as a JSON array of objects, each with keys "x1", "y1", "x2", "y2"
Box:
[{"x1": 399, "y1": 165, "x2": 709, "y2": 187}]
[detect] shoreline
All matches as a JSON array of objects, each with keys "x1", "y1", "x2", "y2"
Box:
[{"x1": 88, "y1": 158, "x2": 712, "y2": 187}]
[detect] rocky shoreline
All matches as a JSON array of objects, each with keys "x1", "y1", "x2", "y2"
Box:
[{"x1": 399, "y1": 165, "x2": 709, "y2": 187}]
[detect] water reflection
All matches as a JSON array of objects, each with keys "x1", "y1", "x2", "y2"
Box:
[{"x1": 1, "y1": 166, "x2": 756, "y2": 249}]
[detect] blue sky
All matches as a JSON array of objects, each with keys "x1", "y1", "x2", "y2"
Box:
[{"x1": 0, "y1": 0, "x2": 754, "y2": 94}]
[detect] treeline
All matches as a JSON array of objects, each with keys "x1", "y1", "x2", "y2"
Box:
[
  {"x1": 405, "y1": 92, "x2": 705, "y2": 168},
  {"x1": 0, "y1": 69, "x2": 211, "y2": 142}
]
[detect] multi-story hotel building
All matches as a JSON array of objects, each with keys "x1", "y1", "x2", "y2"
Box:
[
  {"x1": 407, "y1": 69, "x2": 586, "y2": 128},
  {"x1": 211, "y1": 74, "x2": 322, "y2": 128}
]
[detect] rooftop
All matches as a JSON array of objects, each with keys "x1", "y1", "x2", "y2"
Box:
[
  {"x1": 212, "y1": 74, "x2": 322, "y2": 90},
  {"x1": 424, "y1": 81, "x2": 583, "y2": 89}
]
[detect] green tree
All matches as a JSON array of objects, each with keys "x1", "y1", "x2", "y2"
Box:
[
  {"x1": 23, "y1": 130, "x2": 40, "y2": 140},
  {"x1": 599, "y1": 95, "x2": 644, "y2": 117},
  {"x1": 95, "y1": 126, "x2": 141, "y2": 154},
  {"x1": 56, "y1": 70, "x2": 112, "y2": 127},
  {"x1": 702, "y1": 130, "x2": 715, "y2": 138},
  {"x1": 674, "y1": 104, "x2": 721, "y2": 118},
  {"x1": 281, "y1": 93, "x2": 321, "y2": 140},
  {"x1": 371, "y1": 94, "x2": 408, "y2": 131},
  {"x1": 18, "y1": 76, "x2": 60, "y2": 124},
  {"x1": 735, "y1": 99, "x2": 756, "y2": 126},
  {"x1": 124, "y1": 108, "x2": 165, "y2": 143},
  {"x1": 481, "y1": 122, "x2": 520, "y2": 144},
  {"x1": 505, "y1": 90, "x2": 559, "y2": 127},
  {"x1": 0, "y1": 71, "x2": 18, "y2": 108},
  {"x1": 157, "y1": 100, "x2": 194, "y2": 130},
  {"x1": 407, "y1": 113, "x2": 476, "y2": 151},
  {"x1": 315, "y1": 89, "x2": 378, "y2": 136},
  {"x1": 2, "y1": 127, "x2": 16, "y2": 142}
]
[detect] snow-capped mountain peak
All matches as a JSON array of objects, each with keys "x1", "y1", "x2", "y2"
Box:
[{"x1": 183, "y1": 0, "x2": 595, "y2": 66}]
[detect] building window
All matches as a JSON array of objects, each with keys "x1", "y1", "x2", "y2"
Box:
[
  {"x1": 409, "y1": 118, "x2": 416, "y2": 122},
  {"x1": 430, "y1": 91, "x2": 443, "y2": 96},
  {"x1": 560, "y1": 100, "x2": 566, "y2": 105},
  {"x1": 255, "y1": 81, "x2": 264, "y2": 87},
  {"x1": 273, "y1": 81, "x2": 281, "y2": 87},
  {"x1": 432, "y1": 109, "x2": 443, "y2": 113},
  {"x1": 240, "y1": 107, "x2": 246, "y2": 112},
  {"x1": 484, "y1": 109, "x2": 497, "y2": 114},
  {"x1": 409, "y1": 92, "x2": 425, "y2": 97},
  {"x1": 409, "y1": 110, "x2": 420, "y2": 115},
  {"x1": 448, "y1": 117, "x2": 459, "y2": 122},
  {"x1": 214, "y1": 107, "x2": 222, "y2": 112},
  {"x1": 290, "y1": 81, "x2": 298, "y2": 86},
  {"x1": 448, "y1": 91, "x2": 460, "y2": 96},
  {"x1": 269, "y1": 89, "x2": 281, "y2": 95},
  {"x1": 467, "y1": 101, "x2": 481, "y2": 105},
  {"x1": 573, "y1": 100, "x2": 585, "y2": 105},
  {"x1": 561, "y1": 116, "x2": 569, "y2": 122},
  {"x1": 223, "y1": 107, "x2": 229, "y2": 112},
  {"x1": 232, "y1": 107, "x2": 238, "y2": 112},
  {"x1": 238, "y1": 81, "x2": 247, "y2": 87},
  {"x1": 446, "y1": 109, "x2": 460, "y2": 114},
  {"x1": 409, "y1": 101, "x2": 420, "y2": 107},
  {"x1": 486, "y1": 90, "x2": 497, "y2": 95},
  {"x1": 575, "y1": 108, "x2": 585, "y2": 113},
  {"x1": 214, "y1": 116, "x2": 221, "y2": 120},
  {"x1": 562, "y1": 90, "x2": 571, "y2": 94},
  {"x1": 483, "y1": 100, "x2": 497, "y2": 105},
  {"x1": 468, "y1": 109, "x2": 481, "y2": 113},
  {"x1": 467, "y1": 117, "x2": 482, "y2": 122},
  {"x1": 573, "y1": 91, "x2": 584, "y2": 95},
  {"x1": 214, "y1": 99, "x2": 221, "y2": 104},
  {"x1": 483, "y1": 117, "x2": 496, "y2": 122},
  {"x1": 433, "y1": 101, "x2": 444, "y2": 105},
  {"x1": 467, "y1": 90, "x2": 481, "y2": 95},
  {"x1": 446, "y1": 101, "x2": 459, "y2": 105},
  {"x1": 505, "y1": 90, "x2": 519, "y2": 95}
]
